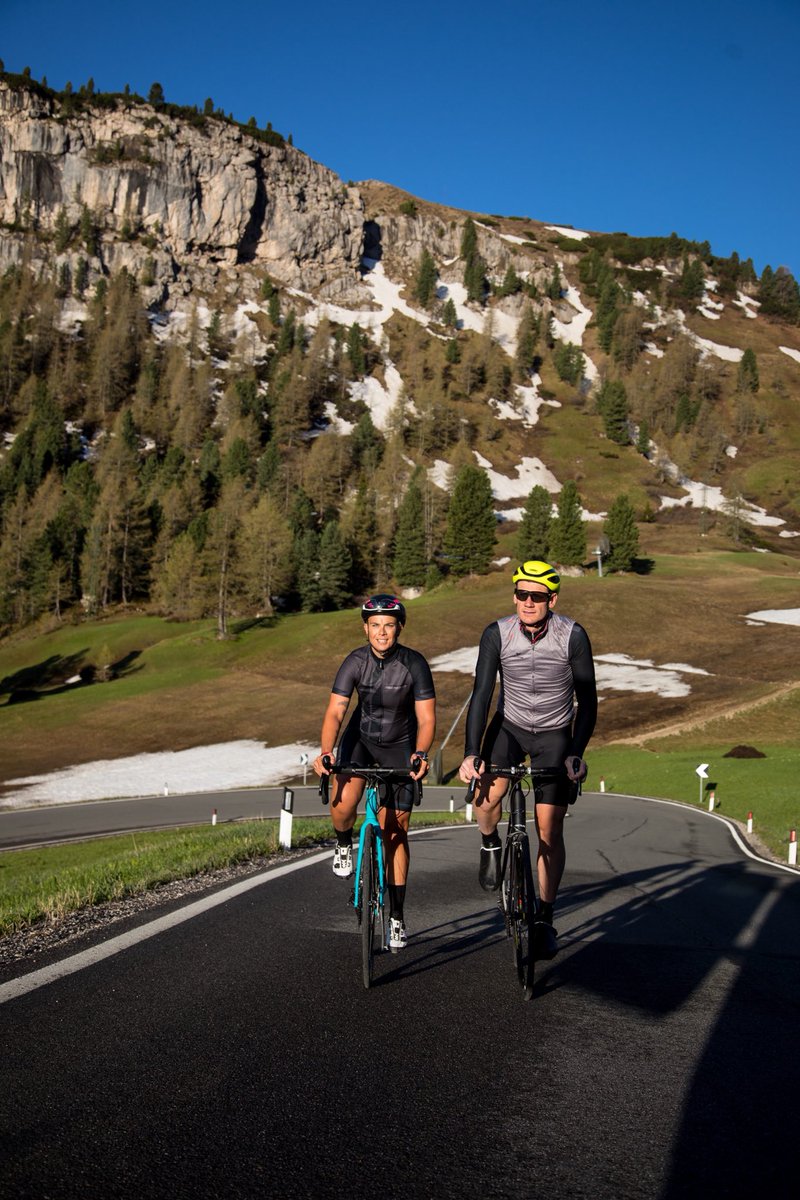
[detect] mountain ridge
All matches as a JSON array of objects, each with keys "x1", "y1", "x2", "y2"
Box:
[{"x1": 1, "y1": 69, "x2": 799, "y2": 644}]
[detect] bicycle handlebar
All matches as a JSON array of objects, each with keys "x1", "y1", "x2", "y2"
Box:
[
  {"x1": 319, "y1": 756, "x2": 423, "y2": 806},
  {"x1": 466, "y1": 757, "x2": 582, "y2": 802}
]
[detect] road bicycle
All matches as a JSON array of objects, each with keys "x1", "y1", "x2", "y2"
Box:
[
  {"x1": 468, "y1": 760, "x2": 580, "y2": 1000},
  {"x1": 320, "y1": 759, "x2": 422, "y2": 989}
]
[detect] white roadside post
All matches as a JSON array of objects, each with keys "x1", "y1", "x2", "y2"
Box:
[
  {"x1": 789, "y1": 829, "x2": 797, "y2": 867},
  {"x1": 280, "y1": 788, "x2": 294, "y2": 850},
  {"x1": 211, "y1": 808, "x2": 217, "y2": 826},
  {"x1": 747, "y1": 811, "x2": 753, "y2": 834},
  {"x1": 465, "y1": 801, "x2": 473, "y2": 823},
  {"x1": 300, "y1": 752, "x2": 309, "y2": 786},
  {"x1": 695, "y1": 763, "x2": 709, "y2": 806}
]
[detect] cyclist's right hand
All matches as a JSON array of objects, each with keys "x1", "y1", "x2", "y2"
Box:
[
  {"x1": 458, "y1": 755, "x2": 484, "y2": 783},
  {"x1": 313, "y1": 752, "x2": 335, "y2": 777}
]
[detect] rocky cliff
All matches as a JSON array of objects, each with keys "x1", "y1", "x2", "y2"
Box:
[{"x1": 0, "y1": 80, "x2": 366, "y2": 304}]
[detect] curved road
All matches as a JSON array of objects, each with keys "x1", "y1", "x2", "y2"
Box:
[
  {"x1": 0, "y1": 784, "x2": 469, "y2": 849},
  {"x1": 1, "y1": 794, "x2": 799, "y2": 1199}
]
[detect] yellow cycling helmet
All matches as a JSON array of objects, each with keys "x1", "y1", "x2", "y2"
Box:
[{"x1": 512, "y1": 560, "x2": 561, "y2": 593}]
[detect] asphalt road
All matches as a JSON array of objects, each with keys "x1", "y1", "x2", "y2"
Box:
[
  {"x1": 2, "y1": 794, "x2": 799, "y2": 1199},
  {"x1": 0, "y1": 784, "x2": 471, "y2": 849}
]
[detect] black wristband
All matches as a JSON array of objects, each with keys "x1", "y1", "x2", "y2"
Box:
[{"x1": 414, "y1": 750, "x2": 429, "y2": 761}]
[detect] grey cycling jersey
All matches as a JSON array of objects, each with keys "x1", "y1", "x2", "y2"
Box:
[
  {"x1": 464, "y1": 612, "x2": 597, "y2": 758},
  {"x1": 332, "y1": 643, "x2": 435, "y2": 746}
]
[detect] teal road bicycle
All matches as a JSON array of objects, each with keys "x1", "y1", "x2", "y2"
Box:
[{"x1": 320, "y1": 759, "x2": 422, "y2": 989}]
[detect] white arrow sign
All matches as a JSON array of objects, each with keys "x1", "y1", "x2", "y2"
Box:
[
  {"x1": 695, "y1": 763, "x2": 709, "y2": 779},
  {"x1": 299, "y1": 753, "x2": 309, "y2": 765}
]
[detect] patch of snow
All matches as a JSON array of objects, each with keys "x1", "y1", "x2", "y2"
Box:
[
  {"x1": 429, "y1": 647, "x2": 480, "y2": 674},
  {"x1": 3, "y1": 741, "x2": 319, "y2": 807},
  {"x1": 726, "y1": 445, "x2": 738, "y2": 458},
  {"x1": 545, "y1": 225, "x2": 590, "y2": 240},
  {"x1": 323, "y1": 402, "x2": 355, "y2": 435},
  {"x1": 734, "y1": 292, "x2": 760, "y2": 318},
  {"x1": 778, "y1": 529, "x2": 800, "y2": 539},
  {"x1": 697, "y1": 306, "x2": 722, "y2": 321},
  {"x1": 489, "y1": 380, "x2": 559, "y2": 428},
  {"x1": 644, "y1": 342, "x2": 665, "y2": 358},
  {"x1": 430, "y1": 647, "x2": 709, "y2": 700},
  {"x1": 744, "y1": 608, "x2": 800, "y2": 627},
  {"x1": 779, "y1": 345, "x2": 800, "y2": 365},
  {"x1": 692, "y1": 334, "x2": 743, "y2": 363},
  {"x1": 428, "y1": 460, "x2": 453, "y2": 491},
  {"x1": 347, "y1": 361, "x2": 407, "y2": 432},
  {"x1": 473, "y1": 452, "x2": 561, "y2": 498}
]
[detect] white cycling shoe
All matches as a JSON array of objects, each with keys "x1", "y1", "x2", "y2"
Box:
[{"x1": 388, "y1": 918, "x2": 407, "y2": 952}]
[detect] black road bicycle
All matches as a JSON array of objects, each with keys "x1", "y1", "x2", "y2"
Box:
[
  {"x1": 468, "y1": 760, "x2": 580, "y2": 1000},
  {"x1": 320, "y1": 759, "x2": 422, "y2": 988}
]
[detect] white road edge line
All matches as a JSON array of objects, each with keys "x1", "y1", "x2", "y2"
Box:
[
  {"x1": 0, "y1": 826, "x2": 467, "y2": 1006},
  {"x1": 0, "y1": 850, "x2": 332, "y2": 1006},
  {"x1": 612, "y1": 792, "x2": 799, "y2": 876}
]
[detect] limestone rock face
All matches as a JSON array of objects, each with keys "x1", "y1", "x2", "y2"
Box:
[{"x1": 0, "y1": 82, "x2": 365, "y2": 303}]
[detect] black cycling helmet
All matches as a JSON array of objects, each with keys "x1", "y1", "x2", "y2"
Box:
[{"x1": 361, "y1": 594, "x2": 406, "y2": 627}]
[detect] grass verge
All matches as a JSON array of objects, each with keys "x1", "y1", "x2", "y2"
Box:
[
  {"x1": 0, "y1": 812, "x2": 468, "y2": 939},
  {"x1": 587, "y1": 745, "x2": 800, "y2": 863}
]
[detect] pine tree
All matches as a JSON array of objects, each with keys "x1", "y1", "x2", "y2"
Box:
[
  {"x1": 550, "y1": 480, "x2": 586, "y2": 566},
  {"x1": 515, "y1": 304, "x2": 539, "y2": 380},
  {"x1": 604, "y1": 494, "x2": 639, "y2": 572},
  {"x1": 414, "y1": 249, "x2": 438, "y2": 309},
  {"x1": 737, "y1": 347, "x2": 760, "y2": 393},
  {"x1": 318, "y1": 520, "x2": 352, "y2": 610},
  {"x1": 444, "y1": 464, "x2": 495, "y2": 576},
  {"x1": 393, "y1": 479, "x2": 426, "y2": 586},
  {"x1": 347, "y1": 322, "x2": 366, "y2": 376},
  {"x1": 442, "y1": 297, "x2": 458, "y2": 328},
  {"x1": 597, "y1": 379, "x2": 630, "y2": 444},
  {"x1": 460, "y1": 218, "x2": 478, "y2": 262},
  {"x1": 636, "y1": 418, "x2": 651, "y2": 457},
  {"x1": 516, "y1": 485, "x2": 553, "y2": 561},
  {"x1": 295, "y1": 528, "x2": 322, "y2": 612}
]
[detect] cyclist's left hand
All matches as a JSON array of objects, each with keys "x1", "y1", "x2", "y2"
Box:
[
  {"x1": 410, "y1": 755, "x2": 429, "y2": 781},
  {"x1": 565, "y1": 755, "x2": 587, "y2": 783}
]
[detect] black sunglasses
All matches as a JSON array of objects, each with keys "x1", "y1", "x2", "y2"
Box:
[{"x1": 514, "y1": 588, "x2": 552, "y2": 603}]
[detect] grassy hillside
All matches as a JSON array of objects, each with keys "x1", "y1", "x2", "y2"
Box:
[{"x1": 2, "y1": 550, "x2": 799, "y2": 793}]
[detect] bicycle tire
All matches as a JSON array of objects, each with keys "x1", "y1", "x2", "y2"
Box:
[
  {"x1": 360, "y1": 823, "x2": 378, "y2": 989},
  {"x1": 507, "y1": 838, "x2": 536, "y2": 1000}
]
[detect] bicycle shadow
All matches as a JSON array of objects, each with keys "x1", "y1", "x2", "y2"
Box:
[{"x1": 369, "y1": 906, "x2": 506, "y2": 987}]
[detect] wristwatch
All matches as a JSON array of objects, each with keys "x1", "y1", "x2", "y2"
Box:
[{"x1": 414, "y1": 750, "x2": 429, "y2": 761}]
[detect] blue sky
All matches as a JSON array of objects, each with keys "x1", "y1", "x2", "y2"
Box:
[{"x1": 3, "y1": 0, "x2": 798, "y2": 277}]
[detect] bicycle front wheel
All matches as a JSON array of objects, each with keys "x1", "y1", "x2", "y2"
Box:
[
  {"x1": 360, "y1": 824, "x2": 379, "y2": 989},
  {"x1": 506, "y1": 838, "x2": 536, "y2": 1000}
]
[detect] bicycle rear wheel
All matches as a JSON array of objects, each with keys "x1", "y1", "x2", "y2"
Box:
[
  {"x1": 506, "y1": 837, "x2": 536, "y2": 1000},
  {"x1": 360, "y1": 824, "x2": 379, "y2": 989}
]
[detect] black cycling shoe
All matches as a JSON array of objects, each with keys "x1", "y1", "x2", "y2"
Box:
[
  {"x1": 478, "y1": 844, "x2": 502, "y2": 891},
  {"x1": 534, "y1": 920, "x2": 559, "y2": 960}
]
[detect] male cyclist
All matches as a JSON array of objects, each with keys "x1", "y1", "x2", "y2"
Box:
[
  {"x1": 314, "y1": 595, "x2": 436, "y2": 951},
  {"x1": 458, "y1": 560, "x2": 597, "y2": 958}
]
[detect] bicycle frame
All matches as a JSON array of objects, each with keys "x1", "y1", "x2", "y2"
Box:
[{"x1": 352, "y1": 784, "x2": 384, "y2": 912}]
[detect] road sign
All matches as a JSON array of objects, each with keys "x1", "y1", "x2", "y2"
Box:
[
  {"x1": 299, "y1": 753, "x2": 309, "y2": 765},
  {"x1": 695, "y1": 763, "x2": 709, "y2": 806}
]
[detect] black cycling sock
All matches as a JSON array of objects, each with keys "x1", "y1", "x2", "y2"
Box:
[
  {"x1": 388, "y1": 884, "x2": 406, "y2": 919},
  {"x1": 539, "y1": 901, "x2": 554, "y2": 924},
  {"x1": 481, "y1": 832, "x2": 501, "y2": 849},
  {"x1": 335, "y1": 829, "x2": 353, "y2": 848}
]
